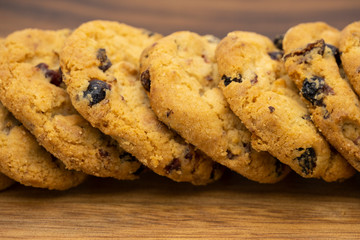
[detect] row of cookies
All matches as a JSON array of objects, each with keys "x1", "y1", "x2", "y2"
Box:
[
  {"x1": 139, "y1": 21, "x2": 359, "y2": 183},
  {"x1": 0, "y1": 21, "x2": 224, "y2": 191},
  {"x1": 0, "y1": 29, "x2": 142, "y2": 190},
  {"x1": 0, "y1": 20, "x2": 359, "y2": 191}
]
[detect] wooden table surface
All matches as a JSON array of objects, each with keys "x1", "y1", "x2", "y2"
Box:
[{"x1": 1, "y1": 0, "x2": 360, "y2": 239}]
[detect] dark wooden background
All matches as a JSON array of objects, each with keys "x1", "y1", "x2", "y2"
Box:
[
  {"x1": 1, "y1": 0, "x2": 359, "y2": 39},
  {"x1": 1, "y1": 0, "x2": 360, "y2": 239}
]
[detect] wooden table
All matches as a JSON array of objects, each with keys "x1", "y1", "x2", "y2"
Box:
[{"x1": 1, "y1": 0, "x2": 360, "y2": 238}]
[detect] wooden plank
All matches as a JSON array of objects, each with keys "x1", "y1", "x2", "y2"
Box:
[
  {"x1": 1, "y1": 0, "x2": 360, "y2": 238},
  {"x1": 0, "y1": 0, "x2": 359, "y2": 38},
  {"x1": 1, "y1": 173, "x2": 360, "y2": 239}
]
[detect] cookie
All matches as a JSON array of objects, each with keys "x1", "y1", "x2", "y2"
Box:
[
  {"x1": 339, "y1": 21, "x2": 360, "y2": 96},
  {"x1": 61, "y1": 20, "x2": 223, "y2": 185},
  {"x1": 283, "y1": 22, "x2": 360, "y2": 171},
  {"x1": 0, "y1": 173, "x2": 14, "y2": 191},
  {"x1": 0, "y1": 28, "x2": 143, "y2": 180},
  {"x1": 0, "y1": 38, "x2": 15, "y2": 191},
  {"x1": 139, "y1": 31, "x2": 290, "y2": 183},
  {"x1": 0, "y1": 102, "x2": 87, "y2": 190},
  {"x1": 215, "y1": 31, "x2": 355, "y2": 181}
]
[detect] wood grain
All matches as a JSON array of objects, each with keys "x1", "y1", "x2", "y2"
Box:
[
  {"x1": 1, "y1": 0, "x2": 360, "y2": 239},
  {"x1": 1, "y1": 172, "x2": 360, "y2": 239},
  {"x1": 0, "y1": 0, "x2": 359, "y2": 38}
]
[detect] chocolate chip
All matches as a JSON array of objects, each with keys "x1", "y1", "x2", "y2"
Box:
[
  {"x1": 165, "y1": 158, "x2": 181, "y2": 174},
  {"x1": 222, "y1": 74, "x2": 242, "y2": 87},
  {"x1": 98, "y1": 149, "x2": 110, "y2": 158},
  {"x1": 35, "y1": 63, "x2": 49, "y2": 72},
  {"x1": 166, "y1": 109, "x2": 174, "y2": 117},
  {"x1": 184, "y1": 146, "x2": 195, "y2": 160},
  {"x1": 97, "y1": 48, "x2": 112, "y2": 72},
  {"x1": 268, "y1": 51, "x2": 284, "y2": 61},
  {"x1": 325, "y1": 44, "x2": 341, "y2": 66},
  {"x1": 250, "y1": 74, "x2": 258, "y2": 85},
  {"x1": 47, "y1": 68, "x2": 63, "y2": 86},
  {"x1": 323, "y1": 109, "x2": 330, "y2": 119},
  {"x1": 185, "y1": 152, "x2": 193, "y2": 160},
  {"x1": 184, "y1": 151, "x2": 193, "y2": 160},
  {"x1": 305, "y1": 39, "x2": 326, "y2": 56},
  {"x1": 301, "y1": 114, "x2": 311, "y2": 120},
  {"x1": 83, "y1": 79, "x2": 111, "y2": 106},
  {"x1": 35, "y1": 63, "x2": 63, "y2": 87},
  {"x1": 295, "y1": 147, "x2": 317, "y2": 175},
  {"x1": 273, "y1": 34, "x2": 284, "y2": 50},
  {"x1": 268, "y1": 106, "x2": 275, "y2": 113},
  {"x1": 141, "y1": 69, "x2": 151, "y2": 92},
  {"x1": 301, "y1": 76, "x2": 334, "y2": 108},
  {"x1": 284, "y1": 39, "x2": 325, "y2": 60},
  {"x1": 301, "y1": 76, "x2": 326, "y2": 106}
]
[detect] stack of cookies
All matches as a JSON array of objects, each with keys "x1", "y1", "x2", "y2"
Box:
[{"x1": 0, "y1": 20, "x2": 359, "y2": 191}]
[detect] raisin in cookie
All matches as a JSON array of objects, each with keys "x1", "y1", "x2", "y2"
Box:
[
  {"x1": 0, "y1": 28, "x2": 142, "y2": 180},
  {"x1": 215, "y1": 31, "x2": 354, "y2": 181},
  {"x1": 339, "y1": 21, "x2": 360, "y2": 96},
  {"x1": 283, "y1": 22, "x2": 360, "y2": 171},
  {"x1": 0, "y1": 102, "x2": 87, "y2": 190},
  {"x1": 61, "y1": 21, "x2": 223, "y2": 185},
  {"x1": 139, "y1": 31, "x2": 290, "y2": 183}
]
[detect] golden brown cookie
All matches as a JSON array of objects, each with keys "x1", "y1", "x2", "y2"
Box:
[
  {"x1": 0, "y1": 28, "x2": 143, "y2": 180},
  {"x1": 60, "y1": 21, "x2": 223, "y2": 185},
  {"x1": 339, "y1": 21, "x2": 360, "y2": 96},
  {"x1": 0, "y1": 38, "x2": 16, "y2": 191},
  {"x1": 140, "y1": 31, "x2": 290, "y2": 183},
  {"x1": 215, "y1": 30, "x2": 354, "y2": 181},
  {"x1": 283, "y1": 22, "x2": 360, "y2": 171},
  {"x1": 0, "y1": 102, "x2": 86, "y2": 190}
]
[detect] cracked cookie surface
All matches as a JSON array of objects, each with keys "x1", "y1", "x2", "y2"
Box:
[
  {"x1": 215, "y1": 30, "x2": 354, "y2": 181},
  {"x1": 140, "y1": 31, "x2": 290, "y2": 183},
  {"x1": 61, "y1": 21, "x2": 223, "y2": 185},
  {"x1": 0, "y1": 28, "x2": 142, "y2": 180},
  {"x1": 283, "y1": 22, "x2": 360, "y2": 171}
]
